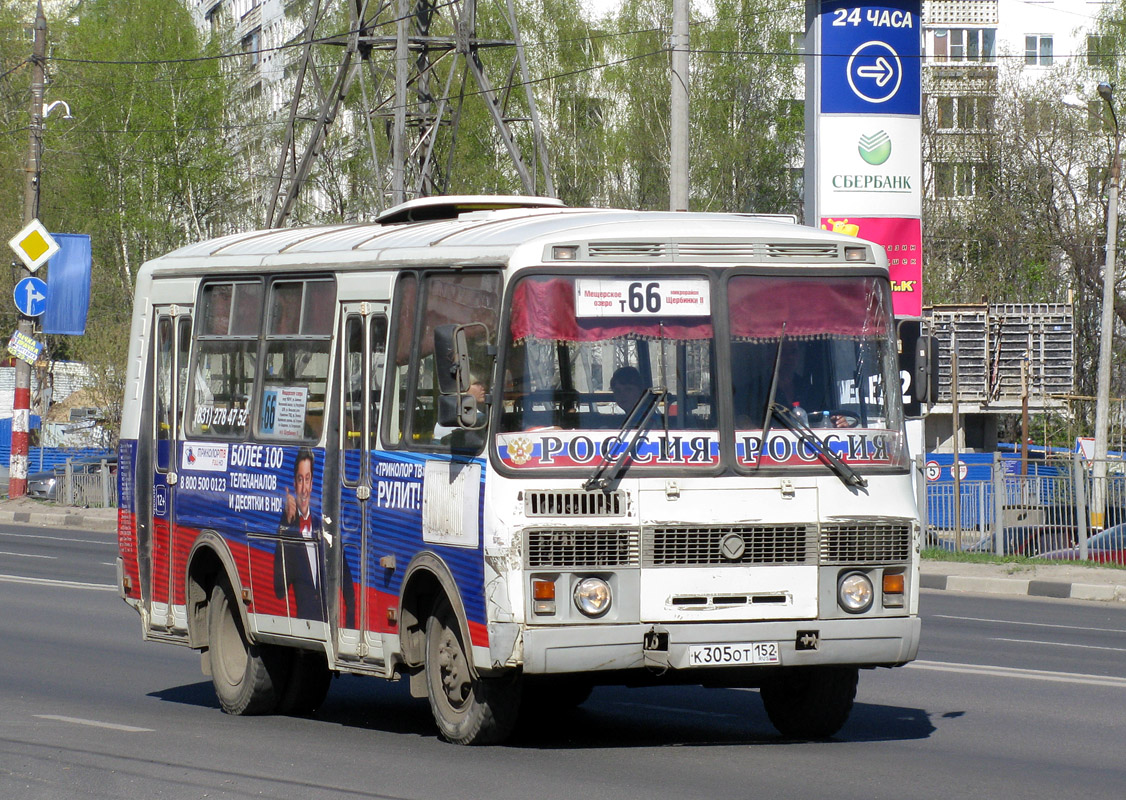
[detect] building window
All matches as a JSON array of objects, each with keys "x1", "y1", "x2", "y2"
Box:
[
  {"x1": 932, "y1": 28, "x2": 995, "y2": 63},
  {"x1": 934, "y1": 163, "x2": 985, "y2": 198},
  {"x1": 935, "y1": 96, "x2": 992, "y2": 131},
  {"x1": 1088, "y1": 35, "x2": 1113, "y2": 69},
  {"x1": 1025, "y1": 35, "x2": 1052, "y2": 66},
  {"x1": 242, "y1": 28, "x2": 261, "y2": 65}
]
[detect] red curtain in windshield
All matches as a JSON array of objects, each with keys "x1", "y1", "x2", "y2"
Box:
[
  {"x1": 510, "y1": 277, "x2": 713, "y2": 342},
  {"x1": 727, "y1": 276, "x2": 888, "y2": 341}
]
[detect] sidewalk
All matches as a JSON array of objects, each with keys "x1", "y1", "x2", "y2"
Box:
[
  {"x1": 0, "y1": 495, "x2": 116, "y2": 534},
  {"x1": 921, "y1": 559, "x2": 1126, "y2": 603}
]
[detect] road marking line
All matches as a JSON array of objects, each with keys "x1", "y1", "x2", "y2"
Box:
[
  {"x1": 907, "y1": 659, "x2": 1126, "y2": 688},
  {"x1": 34, "y1": 715, "x2": 152, "y2": 733},
  {"x1": 990, "y1": 637, "x2": 1126, "y2": 653},
  {"x1": 932, "y1": 613, "x2": 1126, "y2": 635},
  {"x1": 0, "y1": 573, "x2": 116, "y2": 591},
  {"x1": 0, "y1": 550, "x2": 55, "y2": 559},
  {"x1": 0, "y1": 531, "x2": 111, "y2": 545}
]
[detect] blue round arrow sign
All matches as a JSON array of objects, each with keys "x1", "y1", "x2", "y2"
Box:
[{"x1": 14, "y1": 276, "x2": 48, "y2": 317}]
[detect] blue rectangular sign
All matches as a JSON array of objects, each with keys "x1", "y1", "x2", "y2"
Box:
[{"x1": 820, "y1": 2, "x2": 921, "y2": 116}]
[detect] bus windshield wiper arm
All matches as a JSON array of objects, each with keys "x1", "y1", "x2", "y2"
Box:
[
  {"x1": 769, "y1": 402, "x2": 868, "y2": 489},
  {"x1": 584, "y1": 388, "x2": 662, "y2": 491},
  {"x1": 758, "y1": 323, "x2": 787, "y2": 454}
]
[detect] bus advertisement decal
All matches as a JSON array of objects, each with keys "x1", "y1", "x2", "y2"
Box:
[{"x1": 496, "y1": 431, "x2": 720, "y2": 469}]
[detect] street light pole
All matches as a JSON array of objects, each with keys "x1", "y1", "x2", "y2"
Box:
[{"x1": 1093, "y1": 80, "x2": 1120, "y2": 530}]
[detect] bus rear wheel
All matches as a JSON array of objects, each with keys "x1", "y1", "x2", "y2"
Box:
[
  {"x1": 207, "y1": 577, "x2": 281, "y2": 715},
  {"x1": 759, "y1": 666, "x2": 858, "y2": 739},
  {"x1": 424, "y1": 597, "x2": 520, "y2": 745}
]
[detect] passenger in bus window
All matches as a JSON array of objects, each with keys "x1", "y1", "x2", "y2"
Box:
[{"x1": 272, "y1": 448, "x2": 355, "y2": 626}]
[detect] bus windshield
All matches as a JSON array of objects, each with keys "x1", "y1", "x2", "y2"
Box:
[{"x1": 496, "y1": 271, "x2": 905, "y2": 472}]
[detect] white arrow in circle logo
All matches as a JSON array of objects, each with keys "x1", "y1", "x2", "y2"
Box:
[
  {"x1": 846, "y1": 41, "x2": 902, "y2": 104},
  {"x1": 856, "y1": 57, "x2": 894, "y2": 87}
]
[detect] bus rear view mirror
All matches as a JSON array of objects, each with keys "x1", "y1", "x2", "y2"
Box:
[
  {"x1": 914, "y1": 335, "x2": 937, "y2": 404},
  {"x1": 438, "y1": 393, "x2": 479, "y2": 428},
  {"x1": 435, "y1": 324, "x2": 471, "y2": 395}
]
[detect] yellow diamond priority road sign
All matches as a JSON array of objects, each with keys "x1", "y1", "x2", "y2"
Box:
[{"x1": 8, "y1": 219, "x2": 59, "y2": 272}]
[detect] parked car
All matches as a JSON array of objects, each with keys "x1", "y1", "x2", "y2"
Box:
[
  {"x1": 26, "y1": 455, "x2": 116, "y2": 502},
  {"x1": 1038, "y1": 523, "x2": 1126, "y2": 566}
]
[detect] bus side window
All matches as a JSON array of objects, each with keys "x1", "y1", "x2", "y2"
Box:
[
  {"x1": 369, "y1": 316, "x2": 387, "y2": 450},
  {"x1": 259, "y1": 278, "x2": 334, "y2": 442},
  {"x1": 186, "y1": 281, "x2": 262, "y2": 439},
  {"x1": 154, "y1": 316, "x2": 173, "y2": 470}
]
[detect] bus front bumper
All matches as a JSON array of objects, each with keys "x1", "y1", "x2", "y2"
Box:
[{"x1": 517, "y1": 616, "x2": 921, "y2": 675}]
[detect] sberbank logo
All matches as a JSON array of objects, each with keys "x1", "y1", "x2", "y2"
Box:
[{"x1": 858, "y1": 131, "x2": 892, "y2": 166}]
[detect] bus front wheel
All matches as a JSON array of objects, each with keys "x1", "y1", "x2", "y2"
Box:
[
  {"x1": 759, "y1": 666, "x2": 858, "y2": 739},
  {"x1": 207, "y1": 577, "x2": 281, "y2": 715},
  {"x1": 424, "y1": 597, "x2": 520, "y2": 745}
]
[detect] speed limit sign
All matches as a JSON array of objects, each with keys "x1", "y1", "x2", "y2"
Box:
[{"x1": 925, "y1": 460, "x2": 940, "y2": 482}]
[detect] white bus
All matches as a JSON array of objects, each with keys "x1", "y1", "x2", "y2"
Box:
[{"x1": 117, "y1": 196, "x2": 920, "y2": 744}]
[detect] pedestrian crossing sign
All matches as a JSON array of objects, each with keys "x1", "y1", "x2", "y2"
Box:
[{"x1": 8, "y1": 218, "x2": 59, "y2": 272}]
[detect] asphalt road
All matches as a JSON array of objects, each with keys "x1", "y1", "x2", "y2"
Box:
[{"x1": 1, "y1": 523, "x2": 1124, "y2": 800}]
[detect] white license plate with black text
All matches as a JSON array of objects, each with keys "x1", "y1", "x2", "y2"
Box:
[{"x1": 686, "y1": 642, "x2": 780, "y2": 666}]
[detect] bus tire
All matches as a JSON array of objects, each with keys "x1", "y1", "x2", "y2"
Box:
[
  {"x1": 207, "y1": 577, "x2": 281, "y2": 716},
  {"x1": 277, "y1": 650, "x2": 333, "y2": 716},
  {"x1": 759, "y1": 666, "x2": 858, "y2": 740},
  {"x1": 424, "y1": 597, "x2": 520, "y2": 745}
]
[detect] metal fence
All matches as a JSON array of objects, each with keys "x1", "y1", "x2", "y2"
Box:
[
  {"x1": 55, "y1": 460, "x2": 117, "y2": 509},
  {"x1": 922, "y1": 454, "x2": 1126, "y2": 565}
]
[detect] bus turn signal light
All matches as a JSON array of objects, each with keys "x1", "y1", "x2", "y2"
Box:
[
  {"x1": 532, "y1": 579, "x2": 556, "y2": 615},
  {"x1": 883, "y1": 573, "x2": 905, "y2": 607}
]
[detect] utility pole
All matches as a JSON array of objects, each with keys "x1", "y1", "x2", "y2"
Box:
[
  {"x1": 669, "y1": 0, "x2": 689, "y2": 212},
  {"x1": 10, "y1": 1, "x2": 47, "y2": 499}
]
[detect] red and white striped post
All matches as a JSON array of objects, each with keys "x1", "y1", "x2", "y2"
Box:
[{"x1": 10, "y1": 2, "x2": 47, "y2": 499}]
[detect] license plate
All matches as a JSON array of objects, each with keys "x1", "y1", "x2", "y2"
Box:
[{"x1": 686, "y1": 642, "x2": 780, "y2": 667}]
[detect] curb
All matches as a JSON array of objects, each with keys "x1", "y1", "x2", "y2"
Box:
[
  {"x1": 0, "y1": 507, "x2": 116, "y2": 535},
  {"x1": 921, "y1": 573, "x2": 1126, "y2": 603}
]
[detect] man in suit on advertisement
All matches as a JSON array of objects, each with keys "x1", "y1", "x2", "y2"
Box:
[{"x1": 273, "y1": 447, "x2": 357, "y2": 626}]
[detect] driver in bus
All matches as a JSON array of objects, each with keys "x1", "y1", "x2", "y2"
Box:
[{"x1": 610, "y1": 366, "x2": 647, "y2": 413}]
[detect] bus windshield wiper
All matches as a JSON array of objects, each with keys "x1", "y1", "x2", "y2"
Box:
[
  {"x1": 584, "y1": 387, "x2": 663, "y2": 491},
  {"x1": 769, "y1": 402, "x2": 868, "y2": 489},
  {"x1": 757, "y1": 323, "x2": 787, "y2": 457}
]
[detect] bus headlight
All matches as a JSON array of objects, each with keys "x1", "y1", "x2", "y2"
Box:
[
  {"x1": 837, "y1": 572, "x2": 874, "y2": 614},
  {"x1": 573, "y1": 577, "x2": 612, "y2": 618}
]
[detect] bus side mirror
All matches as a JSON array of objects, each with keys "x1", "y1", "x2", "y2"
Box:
[
  {"x1": 914, "y1": 335, "x2": 937, "y2": 404},
  {"x1": 438, "y1": 393, "x2": 479, "y2": 427},
  {"x1": 434, "y1": 324, "x2": 470, "y2": 395}
]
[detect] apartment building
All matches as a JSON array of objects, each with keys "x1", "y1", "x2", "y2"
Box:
[{"x1": 924, "y1": 0, "x2": 1111, "y2": 200}]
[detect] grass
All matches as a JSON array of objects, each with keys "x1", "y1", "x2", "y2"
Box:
[{"x1": 921, "y1": 547, "x2": 1126, "y2": 571}]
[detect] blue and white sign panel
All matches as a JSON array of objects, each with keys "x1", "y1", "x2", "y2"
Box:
[
  {"x1": 14, "y1": 276, "x2": 48, "y2": 318},
  {"x1": 820, "y1": 1, "x2": 921, "y2": 116}
]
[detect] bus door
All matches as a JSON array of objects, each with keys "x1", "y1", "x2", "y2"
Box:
[
  {"x1": 150, "y1": 306, "x2": 192, "y2": 631},
  {"x1": 334, "y1": 303, "x2": 389, "y2": 665}
]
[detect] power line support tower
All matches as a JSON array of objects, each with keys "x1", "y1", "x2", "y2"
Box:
[{"x1": 266, "y1": 0, "x2": 554, "y2": 228}]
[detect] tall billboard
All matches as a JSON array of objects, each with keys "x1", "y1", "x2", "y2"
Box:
[{"x1": 806, "y1": 1, "x2": 923, "y2": 318}]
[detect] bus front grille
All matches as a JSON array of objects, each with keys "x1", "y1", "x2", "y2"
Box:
[
  {"x1": 643, "y1": 525, "x2": 816, "y2": 567},
  {"x1": 525, "y1": 489, "x2": 626, "y2": 517},
  {"x1": 525, "y1": 528, "x2": 639, "y2": 568},
  {"x1": 819, "y1": 522, "x2": 912, "y2": 564}
]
